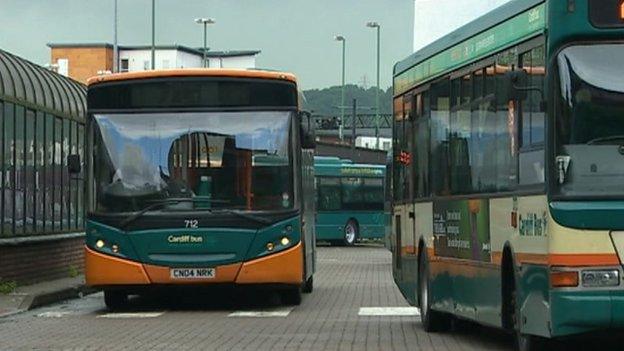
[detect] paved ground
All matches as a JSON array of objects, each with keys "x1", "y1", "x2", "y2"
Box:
[{"x1": 1, "y1": 245, "x2": 622, "y2": 350}]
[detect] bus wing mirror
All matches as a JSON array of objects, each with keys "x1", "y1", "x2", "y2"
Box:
[
  {"x1": 299, "y1": 111, "x2": 316, "y2": 149},
  {"x1": 67, "y1": 154, "x2": 81, "y2": 174},
  {"x1": 504, "y1": 70, "x2": 529, "y2": 101}
]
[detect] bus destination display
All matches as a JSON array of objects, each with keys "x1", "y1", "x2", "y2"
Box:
[{"x1": 589, "y1": 0, "x2": 624, "y2": 28}]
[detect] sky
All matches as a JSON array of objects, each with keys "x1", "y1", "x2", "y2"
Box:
[
  {"x1": 0, "y1": 0, "x2": 511, "y2": 90},
  {"x1": 0, "y1": 0, "x2": 413, "y2": 90},
  {"x1": 414, "y1": 0, "x2": 511, "y2": 51}
]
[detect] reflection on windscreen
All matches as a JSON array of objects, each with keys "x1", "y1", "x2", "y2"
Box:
[
  {"x1": 94, "y1": 111, "x2": 293, "y2": 212},
  {"x1": 556, "y1": 44, "x2": 624, "y2": 197}
]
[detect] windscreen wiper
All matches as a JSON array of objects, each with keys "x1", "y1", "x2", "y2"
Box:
[
  {"x1": 214, "y1": 209, "x2": 272, "y2": 225},
  {"x1": 119, "y1": 199, "x2": 269, "y2": 229},
  {"x1": 119, "y1": 199, "x2": 192, "y2": 229},
  {"x1": 587, "y1": 135, "x2": 624, "y2": 145}
]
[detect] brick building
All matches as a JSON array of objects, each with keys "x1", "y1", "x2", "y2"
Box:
[
  {"x1": 0, "y1": 48, "x2": 86, "y2": 286},
  {"x1": 49, "y1": 43, "x2": 114, "y2": 85}
]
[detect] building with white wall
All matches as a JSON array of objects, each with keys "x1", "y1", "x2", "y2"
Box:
[
  {"x1": 356, "y1": 137, "x2": 392, "y2": 151},
  {"x1": 117, "y1": 46, "x2": 203, "y2": 71},
  {"x1": 205, "y1": 51, "x2": 259, "y2": 69},
  {"x1": 118, "y1": 46, "x2": 260, "y2": 71},
  {"x1": 413, "y1": 0, "x2": 511, "y2": 52},
  {"x1": 47, "y1": 43, "x2": 261, "y2": 83}
]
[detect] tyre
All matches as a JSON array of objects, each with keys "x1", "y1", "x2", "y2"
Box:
[
  {"x1": 343, "y1": 220, "x2": 358, "y2": 246},
  {"x1": 281, "y1": 287, "x2": 302, "y2": 306},
  {"x1": 516, "y1": 333, "x2": 547, "y2": 351},
  {"x1": 511, "y1": 279, "x2": 548, "y2": 351},
  {"x1": 418, "y1": 252, "x2": 451, "y2": 332},
  {"x1": 302, "y1": 276, "x2": 314, "y2": 293},
  {"x1": 104, "y1": 290, "x2": 128, "y2": 311},
  {"x1": 329, "y1": 240, "x2": 343, "y2": 246}
]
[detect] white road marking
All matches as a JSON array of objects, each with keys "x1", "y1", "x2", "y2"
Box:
[
  {"x1": 228, "y1": 307, "x2": 293, "y2": 317},
  {"x1": 37, "y1": 311, "x2": 72, "y2": 318},
  {"x1": 358, "y1": 307, "x2": 420, "y2": 316},
  {"x1": 97, "y1": 312, "x2": 164, "y2": 319}
]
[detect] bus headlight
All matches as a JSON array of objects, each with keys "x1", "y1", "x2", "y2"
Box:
[
  {"x1": 95, "y1": 239, "x2": 105, "y2": 249},
  {"x1": 280, "y1": 237, "x2": 290, "y2": 246},
  {"x1": 581, "y1": 270, "x2": 620, "y2": 287}
]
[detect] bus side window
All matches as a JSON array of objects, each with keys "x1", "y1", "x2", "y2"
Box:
[
  {"x1": 518, "y1": 46, "x2": 546, "y2": 186},
  {"x1": 414, "y1": 92, "x2": 431, "y2": 199},
  {"x1": 404, "y1": 97, "x2": 414, "y2": 202},
  {"x1": 495, "y1": 50, "x2": 519, "y2": 191},
  {"x1": 393, "y1": 97, "x2": 405, "y2": 202},
  {"x1": 430, "y1": 79, "x2": 451, "y2": 196}
]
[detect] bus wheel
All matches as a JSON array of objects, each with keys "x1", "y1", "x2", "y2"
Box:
[
  {"x1": 343, "y1": 220, "x2": 358, "y2": 246},
  {"x1": 104, "y1": 290, "x2": 128, "y2": 311},
  {"x1": 302, "y1": 276, "x2": 314, "y2": 293},
  {"x1": 281, "y1": 286, "x2": 302, "y2": 306},
  {"x1": 418, "y1": 252, "x2": 450, "y2": 332}
]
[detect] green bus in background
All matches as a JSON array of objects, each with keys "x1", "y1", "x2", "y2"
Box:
[
  {"x1": 392, "y1": 0, "x2": 624, "y2": 350},
  {"x1": 315, "y1": 156, "x2": 386, "y2": 246}
]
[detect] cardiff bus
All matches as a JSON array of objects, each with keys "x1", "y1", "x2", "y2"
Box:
[
  {"x1": 392, "y1": 0, "x2": 624, "y2": 350},
  {"x1": 315, "y1": 156, "x2": 386, "y2": 246},
  {"x1": 82, "y1": 69, "x2": 316, "y2": 310}
]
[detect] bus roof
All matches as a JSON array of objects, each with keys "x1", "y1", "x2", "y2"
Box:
[
  {"x1": 393, "y1": 0, "x2": 544, "y2": 95},
  {"x1": 87, "y1": 68, "x2": 297, "y2": 86},
  {"x1": 314, "y1": 156, "x2": 353, "y2": 165},
  {"x1": 315, "y1": 158, "x2": 385, "y2": 178}
]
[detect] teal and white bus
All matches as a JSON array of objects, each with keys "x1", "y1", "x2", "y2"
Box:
[
  {"x1": 315, "y1": 156, "x2": 386, "y2": 245},
  {"x1": 392, "y1": 0, "x2": 624, "y2": 350}
]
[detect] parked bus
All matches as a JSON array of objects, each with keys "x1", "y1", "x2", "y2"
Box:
[
  {"x1": 83, "y1": 69, "x2": 316, "y2": 309},
  {"x1": 315, "y1": 156, "x2": 386, "y2": 246},
  {"x1": 392, "y1": 1, "x2": 624, "y2": 350}
]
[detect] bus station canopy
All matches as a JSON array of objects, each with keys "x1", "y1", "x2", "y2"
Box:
[{"x1": 0, "y1": 49, "x2": 86, "y2": 121}]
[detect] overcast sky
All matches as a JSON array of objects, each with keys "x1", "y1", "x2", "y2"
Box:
[
  {"x1": 414, "y1": 0, "x2": 510, "y2": 51},
  {"x1": 0, "y1": 0, "x2": 414, "y2": 90},
  {"x1": 0, "y1": 0, "x2": 510, "y2": 90}
]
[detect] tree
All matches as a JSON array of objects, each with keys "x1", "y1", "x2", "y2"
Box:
[{"x1": 302, "y1": 85, "x2": 392, "y2": 116}]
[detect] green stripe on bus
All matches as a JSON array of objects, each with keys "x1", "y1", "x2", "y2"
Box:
[{"x1": 394, "y1": 3, "x2": 545, "y2": 96}]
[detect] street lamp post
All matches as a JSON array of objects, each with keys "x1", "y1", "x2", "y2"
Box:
[
  {"x1": 151, "y1": 0, "x2": 155, "y2": 70},
  {"x1": 113, "y1": 0, "x2": 118, "y2": 73},
  {"x1": 195, "y1": 18, "x2": 216, "y2": 68},
  {"x1": 334, "y1": 35, "x2": 346, "y2": 141},
  {"x1": 366, "y1": 21, "x2": 381, "y2": 149}
]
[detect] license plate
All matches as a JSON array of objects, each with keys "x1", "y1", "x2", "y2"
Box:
[{"x1": 170, "y1": 268, "x2": 216, "y2": 279}]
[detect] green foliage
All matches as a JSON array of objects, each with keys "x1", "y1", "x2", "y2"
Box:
[
  {"x1": 302, "y1": 85, "x2": 392, "y2": 116},
  {"x1": 68, "y1": 265, "x2": 79, "y2": 278},
  {"x1": 0, "y1": 280, "x2": 17, "y2": 295}
]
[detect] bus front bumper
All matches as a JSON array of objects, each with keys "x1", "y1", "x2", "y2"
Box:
[
  {"x1": 85, "y1": 243, "x2": 303, "y2": 287},
  {"x1": 551, "y1": 289, "x2": 624, "y2": 337}
]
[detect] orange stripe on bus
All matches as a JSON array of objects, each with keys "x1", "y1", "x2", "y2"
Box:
[
  {"x1": 143, "y1": 262, "x2": 242, "y2": 284},
  {"x1": 400, "y1": 245, "x2": 417, "y2": 255},
  {"x1": 398, "y1": 246, "x2": 434, "y2": 257},
  {"x1": 548, "y1": 253, "x2": 620, "y2": 266},
  {"x1": 85, "y1": 246, "x2": 151, "y2": 286},
  {"x1": 490, "y1": 251, "x2": 620, "y2": 267},
  {"x1": 236, "y1": 243, "x2": 304, "y2": 285},
  {"x1": 87, "y1": 68, "x2": 297, "y2": 86}
]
